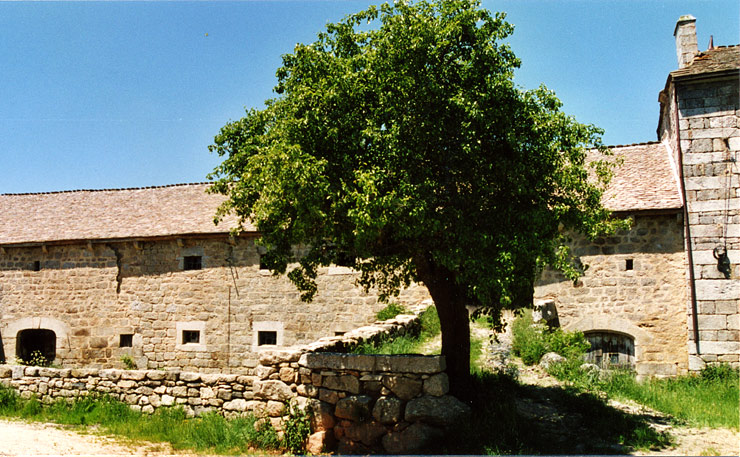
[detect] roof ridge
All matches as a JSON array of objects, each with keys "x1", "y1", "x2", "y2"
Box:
[
  {"x1": 607, "y1": 141, "x2": 660, "y2": 148},
  {"x1": 1, "y1": 182, "x2": 212, "y2": 197}
]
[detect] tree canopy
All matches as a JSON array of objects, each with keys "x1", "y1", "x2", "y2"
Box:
[{"x1": 208, "y1": 0, "x2": 623, "y2": 395}]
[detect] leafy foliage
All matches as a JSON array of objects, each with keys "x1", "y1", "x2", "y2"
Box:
[
  {"x1": 376, "y1": 302, "x2": 410, "y2": 321},
  {"x1": 209, "y1": 0, "x2": 625, "y2": 383},
  {"x1": 511, "y1": 311, "x2": 590, "y2": 365},
  {"x1": 282, "y1": 401, "x2": 312, "y2": 454}
]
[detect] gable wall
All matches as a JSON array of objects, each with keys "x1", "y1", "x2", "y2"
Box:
[
  {"x1": 0, "y1": 237, "x2": 429, "y2": 373},
  {"x1": 534, "y1": 214, "x2": 689, "y2": 377}
]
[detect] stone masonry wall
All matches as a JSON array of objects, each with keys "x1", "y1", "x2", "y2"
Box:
[
  {"x1": 0, "y1": 304, "x2": 469, "y2": 454},
  {"x1": 535, "y1": 214, "x2": 689, "y2": 377},
  {"x1": 0, "y1": 237, "x2": 429, "y2": 372},
  {"x1": 673, "y1": 76, "x2": 740, "y2": 370}
]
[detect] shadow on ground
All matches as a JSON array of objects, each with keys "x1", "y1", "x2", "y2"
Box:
[{"x1": 437, "y1": 372, "x2": 672, "y2": 455}]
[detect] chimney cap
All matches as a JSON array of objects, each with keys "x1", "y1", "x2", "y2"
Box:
[{"x1": 674, "y1": 14, "x2": 697, "y2": 36}]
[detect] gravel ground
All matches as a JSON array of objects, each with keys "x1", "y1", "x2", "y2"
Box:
[{"x1": 0, "y1": 419, "x2": 191, "y2": 456}]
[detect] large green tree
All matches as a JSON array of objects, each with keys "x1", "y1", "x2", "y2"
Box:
[{"x1": 208, "y1": 0, "x2": 621, "y2": 396}]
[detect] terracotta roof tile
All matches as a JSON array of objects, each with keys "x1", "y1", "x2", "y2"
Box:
[
  {"x1": 0, "y1": 183, "x2": 252, "y2": 245},
  {"x1": 671, "y1": 45, "x2": 740, "y2": 78},
  {"x1": 598, "y1": 142, "x2": 683, "y2": 212}
]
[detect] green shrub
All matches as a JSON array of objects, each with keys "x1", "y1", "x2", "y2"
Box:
[
  {"x1": 282, "y1": 401, "x2": 311, "y2": 454},
  {"x1": 700, "y1": 363, "x2": 739, "y2": 383},
  {"x1": 376, "y1": 302, "x2": 409, "y2": 321},
  {"x1": 120, "y1": 354, "x2": 137, "y2": 370},
  {"x1": 511, "y1": 311, "x2": 589, "y2": 366},
  {"x1": 21, "y1": 350, "x2": 50, "y2": 367}
]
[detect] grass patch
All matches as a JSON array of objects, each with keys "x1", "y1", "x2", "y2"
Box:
[
  {"x1": 600, "y1": 367, "x2": 739, "y2": 429},
  {"x1": 375, "y1": 302, "x2": 410, "y2": 321},
  {"x1": 0, "y1": 386, "x2": 287, "y2": 454},
  {"x1": 511, "y1": 312, "x2": 739, "y2": 430},
  {"x1": 352, "y1": 306, "x2": 440, "y2": 354}
]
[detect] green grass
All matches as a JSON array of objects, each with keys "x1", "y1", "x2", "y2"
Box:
[
  {"x1": 352, "y1": 306, "x2": 440, "y2": 354},
  {"x1": 375, "y1": 302, "x2": 410, "y2": 321},
  {"x1": 0, "y1": 387, "x2": 283, "y2": 454},
  {"x1": 600, "y1": 368, "x2": 739, "y2": 429}
]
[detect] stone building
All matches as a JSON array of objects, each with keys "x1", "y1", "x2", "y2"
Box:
[
  {"x1": 0, "y1": 16, "x2": 736, "y2": 378},
  {"x1": 535, "y1": 16, "x2": 739, "y2": 377},
  {"x1": 0, "y1": 184, "x2": 428, "y2": 372}
]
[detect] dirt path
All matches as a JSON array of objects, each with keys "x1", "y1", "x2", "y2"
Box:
[
  {"x1": 0, "y1": 419, "x2": 193, "y2": 456},
  {"x1": 480, "y1": 320, "x2": 740, "y2": 456}
]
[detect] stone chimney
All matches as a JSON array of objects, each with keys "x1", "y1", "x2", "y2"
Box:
[{"x1": 674, "y1": 15, "x2": 698, "y2": 68}]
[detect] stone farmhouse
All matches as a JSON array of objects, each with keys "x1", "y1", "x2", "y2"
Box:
[
  {"x1": 0, "y1": 184, "x2": 427, "y2": 372},
  {"x1": 535, "y1": 16, "x2": 739, "y2": 378},
  {"x1": 0, "y1": 16, "x2": 737, "y2": 378}
]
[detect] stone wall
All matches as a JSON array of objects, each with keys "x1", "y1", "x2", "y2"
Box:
[
  {"x1": 0, "y1": 303, "x2": 469, "y2": 454},
  {"x1": 535, "y1": 214, "x2": 689, "y2": 377},
  {"x1": 672, "y1": 75, "x2": 740, "y2": 370},
  {"x1": 0, "y1": 237, "x2": 429, "y2": 372}
]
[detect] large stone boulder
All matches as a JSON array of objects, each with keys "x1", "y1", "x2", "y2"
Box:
[
  {"x1": 372, "y1": 396, "x2": 403, "y2": 424},
  {"x1": 405, "y1": 395, "x2": 472, "y2": 427},
  {"x1": 335, "y1": 395, "x2": 374, "y2": 422},
  {"x1": 382, "y1": 422, "x2": 443, "y2": 454},
  {"x1": 539, "y1": 352, "x2": 565, "y2": 369},
  {"x1": 253, "y1": 380, "x2": 294, "y2": 402}
]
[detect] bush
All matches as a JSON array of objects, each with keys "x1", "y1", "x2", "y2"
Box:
[
  {"x1": 376, "y1": 302, "x2": 409, "y2": 321},
  {"x1": 511, "y1": 311, "x2": 589, "y2": 366},
  {"x1": 282, "y1": 401, "x2": 311, "y2": 454},
  {"x1": 120, "y1": 354, "x2": 137, "y2": 370}
]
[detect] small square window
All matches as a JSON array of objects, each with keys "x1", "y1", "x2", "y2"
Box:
[
  {"x1": 182, "y1": 330, "x2": 201, "y2": 344},
  {"x1": 119, "y1": 334, "x2": 133, "y2": 347},
  {"x1": 183, "y1": 256, "x2": 202, "y2": 270},
  {"x1": 32, "y1": 261, "x2": 41, "y2": 271},
  {"x1": 258, "y1": 331, "x2": 277, "y2": 346},
  {"x1": 334, "y1": 331, "x2": 346, "y2": 337},
  {"x1": 625, "y1": 259, "x2": 634, "y2": 270}
]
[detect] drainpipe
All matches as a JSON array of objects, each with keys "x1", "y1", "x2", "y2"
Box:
[{"x1": 673, "y1": 85, "x2": 700, "y2": 355}]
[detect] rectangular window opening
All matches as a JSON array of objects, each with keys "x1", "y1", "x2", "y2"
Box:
[
  {"x1": 259, "y1": 255, "x2": 268, "y2": 270},
  {"x1": 32, "y1": 261, "x2": 41, "y2": 271},
  {"x1": 258, "y1": 331, "x2": 277, "y2": 346},
  {"x1": 625, "y1": 259, "x2": 634, "y2": 270},
  {"x1": 334, "y1": 331, "x2": 346, "y2": 337},
  {"x1": 183, "y1": 256, "x2": 202, "y2": 271},
  {"x1": 182, "y1": 330, "x2": 201, "y2": 344},
  {"x1": 119, "y1": 334, "x2": 133, "y2": 347}
]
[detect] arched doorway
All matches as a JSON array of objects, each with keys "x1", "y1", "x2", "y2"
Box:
[
  {"x1": 584, "y1": 331, "x2": 635, "y2": 367},
  {"x1": 16, "y1": 329, "x2": 56, "y2": 364}
]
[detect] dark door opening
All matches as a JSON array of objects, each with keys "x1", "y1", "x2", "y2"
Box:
[{"x1": 16, "y1": 329, "x2": 56, "y2": 365}]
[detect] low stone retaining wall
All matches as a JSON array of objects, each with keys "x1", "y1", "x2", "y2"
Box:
[
  {"x1": 296, "y1": 352, "x2": 470, "y2": 454},
  {"x1": 0, "y1": 300, "x2": 469, "y2": 453}
]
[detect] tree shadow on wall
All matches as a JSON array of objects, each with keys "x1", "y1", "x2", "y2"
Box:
[{"x1": 436, "y1": 371, "x2": 672, "y2": 455}]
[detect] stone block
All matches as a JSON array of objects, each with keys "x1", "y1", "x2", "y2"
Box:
[
  {"x1": 319, "y1": 388, "x2": 340, "y2": 404},
  {"x1": 266, "y1": 400, "x2": 285, "y2": 417},
  {"x1": 405, "y1": 395, "x2": 472, "y2": 427},
  {"x1": 223, "y1": 398, "x2": 248, "y2": 412},
  {"x1": 382, "y1": 422, "x2": 443, "y2": 454},
  {"x1": 422, "y1": 373, "x2": 449, "y2": 397},
  {"x1": 372, "y1": 396, "x2": 403, "y2": 425},
  {"x1": 306, "y1": 399, "x2": 335, "y2": 432},
  {"x1": 383, "y1": 376, "x2": 422, "y2": 400},
  {"x1": 180, "y1": 372, "x2": 201, "y2": 382},
  {"x1": 387, "y1": 355, "x2": 445, "y2": 374},
  {"x1": 306, "y1": 431, "x2": 335, "y2": 455},
  {"x1": 344, "y1": 420, "x2": 387, "y2": 446},
  {"x1": 322, "y1": 374, "x2": 360, "y2": 394},
  {"x1": 253, "y1": 380, "x2": 294, "y2": 402},
  {"x1": 259, "y1": 349, "x2": 302, "y2": 366},
  {"x1": 335, "y1": 395, "x2": 374, "y2": 422},
  {"x1": 296, "y1": 383, "x2": 319, "y2": 398},
  {"x1": 0, "y1": 366, "x2": 13, "y2": 378},
  {"x1": 146, "y1": 371, "x2": 166, "y2": 381},
  {"x1": 121, "y1": 370, "x2": 147, "y2": 381}
]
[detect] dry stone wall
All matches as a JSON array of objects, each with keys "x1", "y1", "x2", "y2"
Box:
[
  {"x1": 0, "y1": 303, "x2": 470, "y2": 454},
  {"x1": 0, "y1": 237, "x2": 429, "y2": 372},
  {"x1": 535, "y1": 214, "x2": 689, "y2": 377}
]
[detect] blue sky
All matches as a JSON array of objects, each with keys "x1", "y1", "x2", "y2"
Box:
[{"x1": 1, "y1": 0, "x2": 738, "y2": 194}]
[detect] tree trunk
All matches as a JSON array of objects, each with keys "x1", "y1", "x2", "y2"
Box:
[{"x1": 414, "y1": 255, "x2": 472, "y2": 402}]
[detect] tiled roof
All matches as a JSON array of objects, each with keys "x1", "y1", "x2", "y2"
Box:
[
  {"x1": 598, "y1": 142, "x2": 683, "y2": 212},
  {"x1": 1, "y1": 144, "x2": 682, "y2": 245},
  {"x1": 671, "y1": 45, "x2": 740, "y2": 78},
  {"x1": 0, "y1": 183, "x2": 252, "y2": 245}
]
